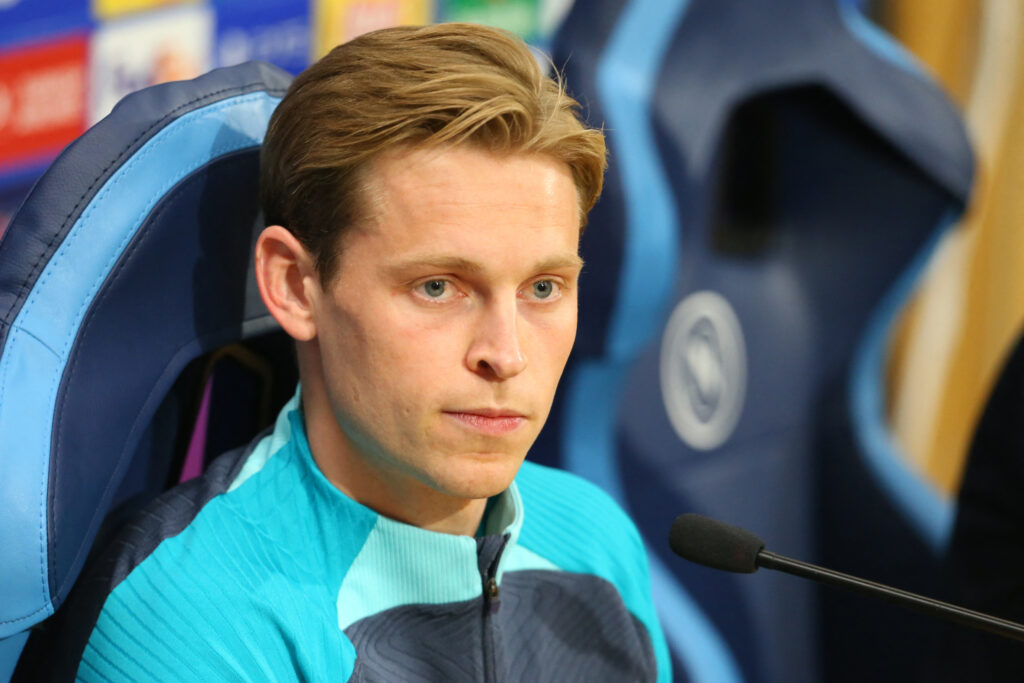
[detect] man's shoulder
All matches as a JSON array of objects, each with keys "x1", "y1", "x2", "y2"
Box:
[
  {"x1": 95, "y1": 418, "x2": 352, "y2": 611},
  {"x1": 510, "y1": 461, "x2": 670, "y2": 680},
  {"x1": 513, "y1": 461, "x2": 647, "y2": 586},
  {"x1": 515, "y1": 460, "x2": 644, "y2": 548},
  {"x1": 102, "y1": 440, "x2": 258, "y2": 585},
  {"x1": 29, "y1": 438, "x2": 268, "y2": 678},
  {"x1": 80, "y1": 557, "x2": 356, "y2": 680},
  {"x1": 71, "y1": 428, "x2": 359, "y2": 679}
]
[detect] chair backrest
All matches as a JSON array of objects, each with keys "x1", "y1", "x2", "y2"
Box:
[
  {"x1": 0, "y1": 61, "x2": 292, "y2": 678},
  {"x1": 540, "y1": 0, "x2": 973, "y2": 680}
]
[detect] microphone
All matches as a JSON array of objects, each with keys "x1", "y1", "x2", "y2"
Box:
[{"x1": 669, "y1": 513, "x2": 1024, "y2": 643}]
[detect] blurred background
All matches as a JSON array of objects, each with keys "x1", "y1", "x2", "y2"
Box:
[{"x1": 3, "y1": 0, "x2": 1023, "y2": 680}]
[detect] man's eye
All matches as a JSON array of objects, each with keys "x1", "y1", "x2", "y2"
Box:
[
  {"x1": 420, "y1": 280, "x2": 450, "y2": 299},
  {"x1": 530, "y1": 280, "x2": 558, "y2": 300}
]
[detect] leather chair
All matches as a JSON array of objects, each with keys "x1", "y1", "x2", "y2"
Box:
[
  {"x1": 0, "y1": 61, "x2": 295, "y2": 679},
  {"x1": 539, "y1": 0, "x2": 973, "y2": 679}
]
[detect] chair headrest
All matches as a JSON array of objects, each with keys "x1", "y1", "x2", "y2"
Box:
[{"x1": 0, "y1": 60, "x2": 291, "y2": 637}]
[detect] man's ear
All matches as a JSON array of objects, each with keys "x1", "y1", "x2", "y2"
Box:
[{"x1": 254, "y1": 225, "x2": 320, "y2": 341}]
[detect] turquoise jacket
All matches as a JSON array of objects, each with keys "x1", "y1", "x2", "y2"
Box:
[{"x1": 74, "y1": 390, "x2": 670, "y2": 681}]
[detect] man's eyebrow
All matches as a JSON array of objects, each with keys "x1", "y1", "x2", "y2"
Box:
[
  {"x1": 386, "y1": 253, "x2": 585, "y2": 275},
  {"x1": 533, "y1": 254, "x2": 585, "y2": 272},
  {"x1": 386, "y1": 255, "x2": 485, "y2": 275}
]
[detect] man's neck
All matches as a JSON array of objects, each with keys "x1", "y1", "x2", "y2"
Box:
[
  {"x1": 299, "y1": 365, "x2": 488, "y2": 536},
  {"x1": 320, "y1": 449, "x2": 489, "y2": 536}
]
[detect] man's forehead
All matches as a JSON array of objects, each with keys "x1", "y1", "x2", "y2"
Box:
[
  {"x1": 362, "y1": 144, "x2": 578, "y2": 206},
  {"x1": 354, "y1": 145, "x2": 580, "y2": 226}
]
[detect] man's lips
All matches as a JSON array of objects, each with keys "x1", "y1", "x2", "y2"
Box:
[{"x1": 443, "y1": 409, "x2": 527, "y2": 435}]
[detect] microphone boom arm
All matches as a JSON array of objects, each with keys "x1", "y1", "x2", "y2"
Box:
[{"x1": 758, "y1": 550, "x2": 1024, "y2": 643}]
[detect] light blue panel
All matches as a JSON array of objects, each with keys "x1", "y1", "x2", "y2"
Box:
[
  {"x1": 647, "y1": 551, "x2": 745, "y2": 683},
  {"x1": 572, "y1": 0, "x2": 742, "y2": 679},
  {"x1": 335, "y1": 515, "x2": 483, "y2": 631},
  {"x1": 838, "y1": 0, "x2": 925, "y2": 76},
  {"x1": 501, "y1": 544, "x2": 560, "y2": 575},
  {"x1": 850, "y1": 211, "x2": 958, "y2": 553},
  {"x1": 562, "y1": 362, "x2": 741, "y2": 683},
  {"x1": 0, "y1": 630, "x2": 30, "y2": 681},
  {"x1": 563, "y1": 362, "x2": 629, "y2": 500},
  {"x1": 0, "y1": 327, "x2": 59, "y2": 636},
  {"x1": 337, "y1": 474, "x2": 526, "y2": 629},
  {"x1": 17, "y1": 92, "x2": 280, "y2": 348},
  {"x1": 596, "y1": 0, "x2": 686, "y2": 359},
  {"x1": 0, "y1": 91, "x2": 281, "y2": 638},
  {"x1": 229, "y1": 386, "x2": 299, "y2": 492}
]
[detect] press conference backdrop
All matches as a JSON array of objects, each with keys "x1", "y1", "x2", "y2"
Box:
[
  {"x1": 0, "y1": 0, "x2": 575, "y2": 234},
  {"x1": 3, "y1": 1, "x2": 1017, "y2": 682}
]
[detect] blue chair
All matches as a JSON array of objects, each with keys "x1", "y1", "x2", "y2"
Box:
[
  {"x1": 539, "y1": 0, "x2": 973, "y2": 680},
  {"x1": 0, "y1": 61, "x2": 293, "y2": 679}
]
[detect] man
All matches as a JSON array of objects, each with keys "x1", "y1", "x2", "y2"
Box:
[{"x1": 75, "y1": 23, "x2": 670, "y2": 681}]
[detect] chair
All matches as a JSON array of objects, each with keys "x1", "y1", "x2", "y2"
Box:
[
  {"x1": 0, "y1": 61, "x2": 294, "y2": 679},
  {"x1": 539, "y1": 0, "x2": 973, "y2": 679}
]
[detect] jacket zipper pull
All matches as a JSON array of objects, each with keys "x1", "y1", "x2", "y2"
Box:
[{"x1": 485, "y1": 576, "x2": 500, "y2": 613}]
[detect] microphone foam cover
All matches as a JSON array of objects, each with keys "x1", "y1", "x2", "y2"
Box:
[{"x1": 669, "y1": 513, "x2": 765, "y2": 574}]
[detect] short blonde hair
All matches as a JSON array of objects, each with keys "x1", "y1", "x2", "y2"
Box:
[{"x1": 260, "y1": 22, "x2": 607, "y2": 281}]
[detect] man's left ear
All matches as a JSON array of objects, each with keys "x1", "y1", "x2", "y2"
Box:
[{"x1": 254, "y1": 225, "x2": 320, "y2": 341}]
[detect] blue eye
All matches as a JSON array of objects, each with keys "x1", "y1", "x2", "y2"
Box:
[
  {"x1": 422, "y1": 280, "x2": 448, "y2": 298},
  {"x1": 532, "y1": 280, "x2": 555, "y2": 299}
]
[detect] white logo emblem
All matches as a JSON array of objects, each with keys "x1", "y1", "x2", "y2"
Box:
[{"x1": 660, "y1": 291, "x2": 746, "y2": 450}]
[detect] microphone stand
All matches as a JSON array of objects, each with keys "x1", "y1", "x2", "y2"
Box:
[{"x1": 758, "y1": 550, "x2": 1024, "y2": 643}]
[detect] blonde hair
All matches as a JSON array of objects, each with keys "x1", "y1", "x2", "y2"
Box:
[{"x1": 260, "y1": 22, "x2": 607, "y2": 281}]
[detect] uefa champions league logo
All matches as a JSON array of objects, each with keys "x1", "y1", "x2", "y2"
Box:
[{"x1": 660, "y1": 291, "x2": 746, "y2": 451}]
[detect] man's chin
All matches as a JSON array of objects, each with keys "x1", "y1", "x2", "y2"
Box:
[{"x1": 429, "y1": 453, "x2": 526, "y2": 500}]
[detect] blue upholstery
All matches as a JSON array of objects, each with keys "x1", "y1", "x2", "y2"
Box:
[
  {"x1": 539, "y1": 0, "x2": 973, "y2": 680},
  {"x1": 0, "y1": 61, "x2": 291, "y2": 676}
]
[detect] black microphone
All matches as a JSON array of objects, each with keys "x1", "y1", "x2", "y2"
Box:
[{"x1": 669, "y1": 513, "x2": 1024, "y2": 643}]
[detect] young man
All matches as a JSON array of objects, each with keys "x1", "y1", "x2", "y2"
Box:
[{"x1": 75, "y1": 23, "x2": 670, "y2": 680}]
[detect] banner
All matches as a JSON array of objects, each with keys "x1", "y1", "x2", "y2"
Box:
[
  {"x1": 0, "y1": 0, "x2": 90, "y2": 47},
  {"x1": 92, "y1": 0, "x2": 198, "y2": 22},
  {"x1": 88, "y1": 4, "x2": 213, "y2": 123},
  {"x1": 0, "y1": 34, "x2": 88, "y2": 173},
  {"x1": 216, "y1": 0, "x2": 311, "y2": 75},
  {"x1": 438, "y1": 0, "x2": 540, "y2": 41},
  {"x1": 313, "y1": 0, "x2": 432, "y2": 57}
]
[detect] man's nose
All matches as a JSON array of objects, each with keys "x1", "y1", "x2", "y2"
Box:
[{"x1": 466, "y1": 298, "x2": 527, "y2": 380}]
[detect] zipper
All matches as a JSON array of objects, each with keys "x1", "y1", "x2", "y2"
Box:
[{"x1": 479, "y1": 534, "x2": 508, "y2": 683}]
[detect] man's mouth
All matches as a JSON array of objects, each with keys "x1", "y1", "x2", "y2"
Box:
[{"x1": 443, "y1": 409, "x2": 527, "y2": 435}]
